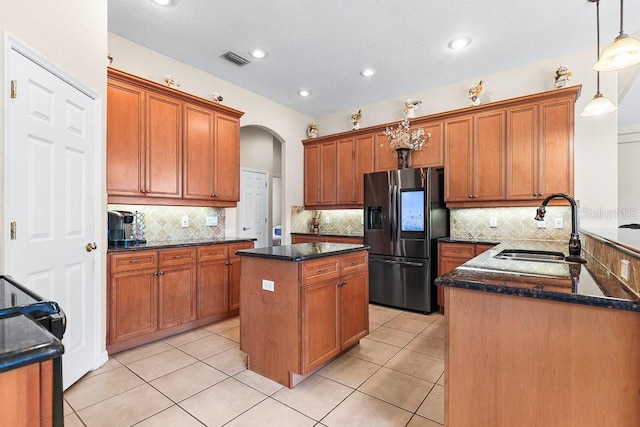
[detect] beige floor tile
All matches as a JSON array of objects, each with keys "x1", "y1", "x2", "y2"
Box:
[
  {"x1": 405, "y1": 335, "x2": 445, "y2": 359},
  {"x1": 358, "y1": 367, "x2": 433, "y2": 412},
  {"x1": 64, "y1": 366, "x2": 144, "y2": 411},
  {"x1": 63, "y1": 398, "x2": 73, "y2": 416},
  {"x1": 437, "y1": 372, "x2": 444, "y2": 386},
  {"x1": 347, "y1": 337, "x2": 401, "y2": 365},
  {"x1": 203, "y1": 346, "x2": 247, "y2": 375},
  {"x1": 179, "y1": 377, "x2": 266, "y2": 426},
  {"x1": 397, "y1": 311, "x2": 437, "y2": 324},
  {"x1": 217, "y1": 325, "x2": 240, "y2": 342},
  {"x1": 81, "y1": 357, "x2": 123, "y2": 380},
  {"x1": 369, "y1": 306, "x2": 402, "y2": 324},
  {"x1": 128, "y1": 348, "x2": 198, "y2": 382},
  {"x1": 179, "y1": 334, "x2": 237, "y2": 359},
  {"x1": 203, "y1": 316, "x2": 240, "y2": 333},
  {"x1": 317, "y1": 354, "x2": 379, "y2": 388},
  {"x1": 407, "y1": 414, "x2": 444, "y2": 427},
  {"x1": 136, "y1": 405, "x2": 204, "y2": 426},
  {"x1": 420, "y1": 323, "x2": 445, "y2": 340},
  {"x1": 76, "y1": 384, "x2": 172, "y2": 427},
  {"x1": 369, "y1": 320, "x2": 383, "y2": 332},
  {"x1": 112, "y1": 340, "x2": 173, "y2": 365},
  {"x1": 226, "y1": 397, "x2": 316, "y2": 427},
  {"x1": 272, "y1": 374, "x2": 353, "y2": 421},
  {"x1": 417, "y1": 384, "x2": 444, "y2": 425},
  {"x1": 150, "y1": 361, "x2": 228, "y2": 402},
  {"x1": 367, "y1": 325, "x2": 417, "y2": 347},
  {"x1": 63, "y1": 412, "x2": 84, "y2": 427},
  {"x1": 432, "y1": 315, "x2": 446, "y2": 326},
  {"x1": 383, "y1": 317, "x2": 429, "y2": 334},
  {"x1": 321, "y1": 390, "x2": 412, "y2": 427},
  {"x1": 234, "y1": 368, "x2": 284, "y2": 395},
  {"x1": 385, "y1": 349, "x2": 444, "y2": 383},
  {"x1": 163, "y1": 327, "x2": 212, "y2": 347}
]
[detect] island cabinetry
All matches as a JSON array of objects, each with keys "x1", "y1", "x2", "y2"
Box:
[
  {"x1": 239, "y1": 249, "x2": 369, "y2": 387},
  {"x1": 228, "y1": 242, "x2": 255, "y2": 310},
  {"x1": 291, "y1": 234, "x2": 364, "y2": 244},
  {"x1": 304, "y1": 141, "x2": 337, "y2": 207}
]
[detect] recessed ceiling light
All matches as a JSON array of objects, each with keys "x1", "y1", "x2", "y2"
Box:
[
  {"x1": 151, "y1": 0, "x2": 175, "y2": 6},
  {"x1": 297, "y1": 89, "x2": 312, "y2": 97},
  {"x1": 249, "y1": 49, "x2": 267, "y2": 59},
  {"x1": 360, "y1": 68, "x2": 376, "y2": 77},
  {"x1": 448, "y1": 37, "x2": 471, "y2": 50}
]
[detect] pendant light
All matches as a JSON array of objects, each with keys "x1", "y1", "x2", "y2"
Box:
[
  {"x1": 581, "y1": 0, "x2": 618, "y2": 117},
  {"x1": 593, "y1": 0, "x2": 640, "y2": 71}
]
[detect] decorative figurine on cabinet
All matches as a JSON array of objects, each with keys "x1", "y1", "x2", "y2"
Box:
[
  {"x1": 307, "y1": 122, "x2": 319, "y2": 138},
  {"x1": 212, "y1": 92, "x2": 223, "y2": 103},
  {"x1": 468, "y1": 80, "x2": 484, "y2": 106},
  {"x1": 553, "y1": 66, "x2": 573, "y2": 89},
  {"x1": 164, "y1": 75, "x2": 180, "y2": 88},
  {"x1": 403, "y1": 99, "x2": 422, "y2": 118},
  {"x1": 351, "y1": 109, "x2": 362, "y2": 130}
]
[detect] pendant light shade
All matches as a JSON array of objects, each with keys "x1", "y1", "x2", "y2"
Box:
[
  {"x1": 581, "y1": 0, "x2": 617, "y2": 117},
  {"x1": 593, "y1": 0, "x2": 640, "y2": 71}
]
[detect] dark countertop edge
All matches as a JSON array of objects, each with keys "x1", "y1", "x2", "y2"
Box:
[
  {"x1": 107, "y1": 238, "x2": 256, "y2": 253},
  {"x1": 435, "y1": 274, "x2": 640, "y2": 312},
  {"x1": 291, "y1": 232, "x2": 364, "y2": 238},
  {"x1": 581, "y1": 229, "x2": 640, "y2": 259},
  {"x1": 0, "y1": 341, "x2": 64, "y2": 373},
  {"x1": 437, "y1": 237, "x2": 500, "y2": 245},
  {"x1": 236, "y1": 244, "x2": 370, "y2": 262}
]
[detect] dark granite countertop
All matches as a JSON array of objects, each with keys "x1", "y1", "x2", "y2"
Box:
[
  {"x1": 236, "y1": 243, "x2": 369, "y2": 262},
  {"x1": 291, "y1": 232, "x2": 363, "y2": 238},
  {"x1": 107, "y1": 237, "x2": 256, "y2": 253},
  {"x1": 435, "y1": 240, "x2": 639, "y2": 312},
  {"x1": 0, "y1": 314, "x2": 64, "y2": 373}
]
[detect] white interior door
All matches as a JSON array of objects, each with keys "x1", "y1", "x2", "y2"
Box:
[
  {"x1": 4, "y1": 43, "x2": 101, "y2": 388},
  {"x1": 239, "y1": 168, "x2": 268, "y2": 247}
]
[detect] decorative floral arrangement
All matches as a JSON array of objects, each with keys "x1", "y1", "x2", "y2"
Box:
[{"x1": 384, "y1": 118, "x2": 430, "y2": 151}]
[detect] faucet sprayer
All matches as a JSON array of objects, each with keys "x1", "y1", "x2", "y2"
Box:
[{"x1": 534, "y1": 193, "x2": 586, "y2": 263}]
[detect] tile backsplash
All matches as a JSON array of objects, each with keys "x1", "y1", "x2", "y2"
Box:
[
  {"x1": 291, "y1": 207, "x2": 363, "y2": 235},
  {"x1": 108, "y1": 205, "x2": 225, "y2": 241}
]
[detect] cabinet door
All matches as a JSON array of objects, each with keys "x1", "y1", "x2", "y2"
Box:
[
  {"x1": 319, "y1": 141, "x2": 337, "y2": 205},
  {"x1": 214, "y1": 114, "x2": 241, "y2": 201},
  {"x1": 336, "y1": 138, "x2": 356, "y2": 204},
  {"x1": 506, "y1": 105, "x2": 538, "y2": 200},
  {"x1": 107, "y1": 79, "x2": 145, "y2": 196},
  {"x1": 304, "y1": 144, "x2": 320, "y2": 206},
  {"x1": 374, "y1": 131, "x2": 397, "y2": 171},
  {"x1": 475, "y1": 244, "x2": 496, "y2": 255},
  {"x1": 197, "y1": 261, "x2": 229, "y2": 318},
  {"x1": 183, "y1": 103, "x2": 214, "y2": 200},
  {"x1": 445, "y1": 117, "x2": 473, "y2": 201},
  {"x1": 411, "y1": 120, "x2": 444, "y2": 168},
  {"x1": 539, "y1": 98, "x2": 574, "y2": 197},
  {"x1": 354, "y1": 133, "x2": 375, "y2": 204},
  {"x1": 158, "y1": 264, "x2": 197, "y2": 329},
  {"x1": 146, "y1": 91, "x2": 183, "y2": 198},
  {"x1": 109, "y1": 269, "x2": 158, "y2": 343},
  {"x1": 301, "y1": 280, "x2": 340, "y2": 373},
  {"x1": 340, "y1": 270, "x2": 369, "y2": 348},
  {"x1": 473, "y1": 111, "x2": 505, "y2": 201},
  {"x1": 228, "y1": 242, "x2": 254, "y2": 311}
]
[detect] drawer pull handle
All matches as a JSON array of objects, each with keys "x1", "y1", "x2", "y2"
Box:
[
  {"x1": 318, "y1": 268, "x2": 328, "y2": 274},
  {"x1": 129, "y1": 259, "x2": 144, "y2": 264},
  {"x1": 209, "y1": 251, "x2": 217, "y2": 255},
  {"x1": 173, "y1": 255, "x2": 183, "y2": 259},
  {"x1": 351, "y1": 261, "x2": 359, "y2": 266},
  {"x1": 453, "y1": 249, "x2": 461, "y2": 253}
]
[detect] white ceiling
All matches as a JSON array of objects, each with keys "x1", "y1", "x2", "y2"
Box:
[{"x1": 108, "y1": 0, "x2": 640, "y2": 121}]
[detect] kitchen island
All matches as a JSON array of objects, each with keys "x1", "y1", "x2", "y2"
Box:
[
  {"x1": 236, "y1": 243, "x2": 369, "y2": 387},
  {"x1": 435, "y1": 240, "x2": 640, "y2": 427}
]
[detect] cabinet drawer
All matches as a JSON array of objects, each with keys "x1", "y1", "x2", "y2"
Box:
[
  {"x1": 229, "y1": 241, "x2": 254, "y2": 257},
  {"x1": 301, "y1": 257, "x2": 340, "y2": 286},
  {"x1": 110, "y1": 251, "x2": 158, "y2": 274},
  {"x1": 197, "y1": 244, "x2": 229, "y2": 262},
  {"x1": 439, "y1": 243, "x2": 475, "y2": 259},
  {"x1": 341, "y1": 251, "x2": 368, "y2": 275},
  {"x1": 159, "y1": 248, "x2": 197, "y2": 267}
]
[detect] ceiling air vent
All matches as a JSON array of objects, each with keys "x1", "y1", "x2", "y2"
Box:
[{"x1": 221, "y1": 51, "x2": 251, "y2": 66}]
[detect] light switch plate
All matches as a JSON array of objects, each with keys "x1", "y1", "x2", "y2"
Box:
[
  {"x1": 206, "y1": 216, "x2": 218, "y2": 226},
  {"x1": 489, "y1": 217, "x2": 497, "y2": 228},
  {"x1": 181, "y1": 216, "x2": 189, "y2": 228},
  {"x1": 537, "y1": 220, "x2": 546, "y2": 229},
  {"x1": 262, "y1": 279, "x2": 275, "y2": 292},
  {"x1": 554, "y1": 218, "x2": 563, "y2": 229}
]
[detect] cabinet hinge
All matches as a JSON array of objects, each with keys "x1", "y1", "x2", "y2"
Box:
[{"x1": 10, "y1": 80, "x2": 17, "y2": 99}]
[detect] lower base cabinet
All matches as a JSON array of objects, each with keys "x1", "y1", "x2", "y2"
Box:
[
  {"x1": 291, "y1": 234, "x2": 364, "y2": 244},
  {"x1": 0, "y1": 360, "x2": 54, "y2": 427}
]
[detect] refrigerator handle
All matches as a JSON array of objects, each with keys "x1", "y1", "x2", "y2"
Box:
[{"x1": 390, "y1": 184, "x2": 398, "y2": 244}]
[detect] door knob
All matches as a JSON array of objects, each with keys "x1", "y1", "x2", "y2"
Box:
[
  {"x1": 85, "y1": 242, "x2": 97, "y2": 252},
  {"x1": 242, "y1": 227, "x2": 251, "y2": 231}
]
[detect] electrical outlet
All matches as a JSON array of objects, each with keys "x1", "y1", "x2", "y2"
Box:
[
  {"x1": 206, "y1": 216, "x2": 218, "y2": 226},
  {"x1": 537, "y1": 220, "x2": 546, "y2": 228},
  {"x1": 621, "y1": 259, "x2": 630, "y2": 281},
  {"x1": 489, "y1": 217, "x2": 497, "y2": 228},
  {"x1": 262, "y1": 279, "x2": 275, "y2": 292},
  {"x1": 325, "y1": 217, "x2": 330, "y2": 224},
  {"x1": 554, "y1": 218, "x2": 563, "y2": 229},
  {"x1": 181, "y1": 216, "x2": 189, "y2": 228}
]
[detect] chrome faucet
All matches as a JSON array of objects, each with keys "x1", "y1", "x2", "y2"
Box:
[{"x1": 534, "y1": 193, "x2": 586, "y2": 263}]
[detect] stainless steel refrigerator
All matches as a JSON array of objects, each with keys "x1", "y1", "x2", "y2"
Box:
[{"x1": 364, "y1": 168, "x2": 448, "y2": 313}]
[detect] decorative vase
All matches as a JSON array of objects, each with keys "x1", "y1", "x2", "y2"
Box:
[{"x1": 396, "y1": 148, "x2": 410, "y2": 169}]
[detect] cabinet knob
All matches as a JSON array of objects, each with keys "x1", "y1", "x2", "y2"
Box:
[
  {"x1": 159, "y1": 271, "x2": 164, "y2": 276},
  {"x1": 211, "y1": 194, "x2": 218, "y2": 198},
  {"x1": 154, "y1": 272, "x2": 159, "y2": 276}
]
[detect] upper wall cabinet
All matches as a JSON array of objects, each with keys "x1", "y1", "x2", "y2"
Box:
[{"x1": 107, "y1": 68, "x2": 244, "y2": 207}]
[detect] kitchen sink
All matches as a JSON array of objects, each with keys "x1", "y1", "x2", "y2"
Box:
[{"x1": 494, "y1": 249, "x2": 566, "y2": 263}]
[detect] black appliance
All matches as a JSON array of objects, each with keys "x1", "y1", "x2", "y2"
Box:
[
  {"x1": 364, "y1": 168, "x2": 448, "y2": 312},
  {"x1": 108, "y1": 210, "x2": 136, "y2": 246},
  {"x1": 0, "y1": 275, "x2": 66, "y2": 427}
]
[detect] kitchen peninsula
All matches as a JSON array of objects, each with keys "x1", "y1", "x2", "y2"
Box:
[
  {"x1": 236, "y1": 242, "x2": 369, "y2": 388},
  {"x1": 435, "y1": 240, "x2": 640, "y2": 426}
]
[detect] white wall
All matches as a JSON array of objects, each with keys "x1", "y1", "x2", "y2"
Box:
[
  {"x1": 108, "y1": 33, "x2": 311, "y2": 243},
  {"x1": 618, "y1": 126, "x2": 640, "y2": 225},
  {"x1": 240, "y1": 126, "x2": 275, "y2": 172},
  {"x1": 316, "y1": 48, "x2": 620, "y2": 229}
]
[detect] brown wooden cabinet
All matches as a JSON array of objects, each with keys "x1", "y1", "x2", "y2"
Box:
[
  {"x1": 336, "y1": 134, "x2": 375, "y2": 205},
  {"x1": 0, "y1": 360, "x2": 54, "y2": 427},
  {"x1": 228, "y1": 242, "x2": 254, "y2": 311},
  {"x1": 374, "y1": 130, "x2": 398, "y2": 171},
  {"x1": 107, "y1": 68, "x2": 243, "y2": 207},
  {"x1": 410, "y1": 119, "x2": 445, "y2": 168},
  {"x1": 291, "y1": 234, "x2": 364, "y2": 244},
  {"x1": 196, "y1": 245, "x2": 229, "y2": 319},
  {"x1": 304, "y1": 141, "x2": 337, "y2": 207},
  {"x1": 158, "y1": 248, "x2": 197, "y2": 329}
]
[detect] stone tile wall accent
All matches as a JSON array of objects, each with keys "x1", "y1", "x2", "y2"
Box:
[
  {"x1": 450, "y1": 207, "x2": 572, "y2": 242},
  {"x1": 582, "y1": 233, "x2": 639, "y2": 298},
  {"x1": 108, "y1": 205, "x2": 225, "y2": 241},
  {"x1": 290, "y1": 207, "x2": 364, "y2": 236}
]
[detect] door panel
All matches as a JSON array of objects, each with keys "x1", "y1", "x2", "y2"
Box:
[{"x1": 239, "y1": 169, "x2": 268, "y2": 248}]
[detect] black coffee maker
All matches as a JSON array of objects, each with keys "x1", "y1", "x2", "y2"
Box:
[{"x1": 108, "y1": 210, "x2": 136, "y2": 246}]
